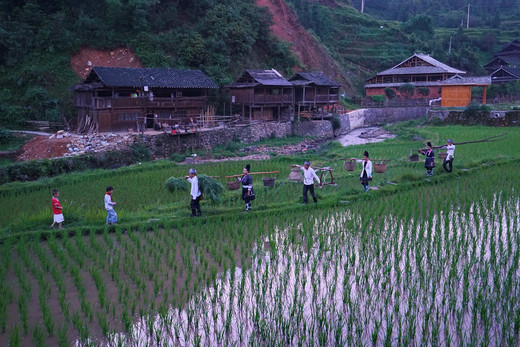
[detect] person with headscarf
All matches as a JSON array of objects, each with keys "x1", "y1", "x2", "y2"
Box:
[
  {"x1": 185, "y1": 168, "x2": 202, "y2": 217},
  {"x1": 419, "y1": 141, "x2": 435, "y2": 176},
  {"x1": 237, "y1": 164, "x2": 254, "y2": 211},
  {"x1": 442, "y1": 139, "x2": 456, "y2": 173},
  {"x1": 291, "y1": 161, "x2": 321, "y2": 203},
  {"x1": 351, "y1": 151, "x2": 372, "y2": 192}
]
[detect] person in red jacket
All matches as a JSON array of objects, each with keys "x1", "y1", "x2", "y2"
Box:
[{"x1": 50, "y1": 189, "x2": 64, "y2": 229}]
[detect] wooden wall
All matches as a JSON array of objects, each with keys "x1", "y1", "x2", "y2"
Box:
[{"x1": 441, "y1": 86, "x2": 471, "y2": 107}]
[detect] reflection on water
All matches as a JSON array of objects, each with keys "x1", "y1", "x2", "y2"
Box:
[{"x1": 89, "y1": 195, "x2": 520, "y2": 346}]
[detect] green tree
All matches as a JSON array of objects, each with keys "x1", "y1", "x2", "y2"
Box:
[
  {"x1": 398, "y1": 83, "x2": 415, "y2": 98},
  {"x1": 384, "y1": 87, "x2": 396, "y2": 99},
  {"x1": 417, "y1": 87, "x2": 430, "y2": 97}
]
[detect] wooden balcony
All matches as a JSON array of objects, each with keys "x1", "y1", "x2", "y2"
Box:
[
  {"x1": 78, "y1": 96, "x2": 207, "y2": 110},
  {"x1": 233, "y1": 94, "x2": 294, "y2": 106},
  {"x1": 297, "y1": 94, "x2": 339, "y2": 104}
]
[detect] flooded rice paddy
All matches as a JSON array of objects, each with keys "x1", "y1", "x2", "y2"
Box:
[{"x1": 103, "y1": 193, "x2": 520, "y2": 346}]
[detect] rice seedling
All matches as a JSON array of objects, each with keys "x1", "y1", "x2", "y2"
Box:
[{"x1": 1, "y1": 125, "x2": 519, "y2": 346}]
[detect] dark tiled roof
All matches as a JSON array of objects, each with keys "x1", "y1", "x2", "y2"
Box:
[
  {"x1": 491, "y1": 66, "x2": 520, "y2": 78},
  {"x1": 245, "y1": 69, "x2": 293, "y2": 86},
  {"x1": 496, "y1": 39, "x2": 520, "y2": 55},
  {"x1": 484, "y1": 55, "x2": 520, "y2": 67},
  {"x1": 440, "y1": 75, "x2": 491, "y2": 86},
  {"x1": 84, "y1": 66, "x2": 218, "y2": 89},
  {"x1": 289, "y1": 71, "x2": 340, "y2": 87},
  {"x1": 375, "y1": 53, "x2": 465, "y2": 76}
]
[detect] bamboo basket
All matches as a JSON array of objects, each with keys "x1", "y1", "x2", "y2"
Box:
[
  {"x1": 288, "y1": 168, "x2": 303, "y2": 182},
  {"x1": 374, "y1": 163, "x2": 387, "y2": 173},
  {"x1": 409, "y1": 154, "x2": 419, "y2": 162},
  {"x1": 438, "y1": 152, "x2": 448, "y2": 159},
  {"x1": 344, "y1": 160, "x2": 356, "y2": 171},
  {"x1": 262, "y1": 177, "x2": 276, "y2": 187},
  {"x1": 226, "y1": 181, "x2": 239, "y2": 190}
]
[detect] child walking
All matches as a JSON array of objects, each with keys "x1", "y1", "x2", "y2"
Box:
[
  {"x1": 105, "y1": 186, "x2": 117, "y2": 225},
  {"x1": 50, "y1": 189, "x2": 64, "y2": 229}
]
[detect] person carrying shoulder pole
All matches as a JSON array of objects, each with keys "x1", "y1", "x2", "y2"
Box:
[
  {"x1": 351, "y1": 151, "x2": 372, "y2": 192},
  {"x1": 442, "y1": 139, "x2": 456, "y2": 173},
  {"x1": 185, "y1": 168, "x2": 202, "y2": 217},
  {"x1": 419, "y1": 141, "x2": 435, "y2": 177},
  {"x1": 237, "y1": 164, "x2": 254, "y2": 212},
  {"x1": 291, "y1": 161, "x2": 321, "y2": 203}
]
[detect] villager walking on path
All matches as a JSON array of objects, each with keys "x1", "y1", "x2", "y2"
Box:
[
  {"x1": 105, "y1": 186, "x2": 117, "y2": 225},
  {"x1": 419, "y1": 142, "x2": 435, "y2": 176},
  {"x1": 185, "y1": 168, "x2": 202, "y2": 217},
  {"x1": 237, "y1": 164, "x2": 254, "y2": 212},
  {"x1": 50, "y1": 189, "x2": 64, "y2": 229},
  {"x1": 442, "y1": 139, "x2": 456, "y2": 173},
  {"x1": 352, "y1": 151, "x2": 372, "y2": 192},
  {"x1": 292, "y1": 161, "x2": 321, "y2": 203}
]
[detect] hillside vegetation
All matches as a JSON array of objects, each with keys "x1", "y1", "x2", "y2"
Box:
[
  {"x1": 1, "y1": 0, "x2": 520, "y2": 126},
  {"x1": 0, "y1": 0, "x2": 298, "y2": 127},
  {"x1": 288, "y1": 1, "x2": 520, "y2": 77}
]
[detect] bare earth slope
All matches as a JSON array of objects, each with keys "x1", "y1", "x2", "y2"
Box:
[{"x1": 256, "y1": 0, "x2": 352, "y2": 91}]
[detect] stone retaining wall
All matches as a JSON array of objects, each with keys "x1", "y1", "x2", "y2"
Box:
[
  {"x1": 428, "y1": 109, "x2": 520, "y2": 127},
  {"x1": 135, "y1": 107, "x2": 431, "y2": 156}
]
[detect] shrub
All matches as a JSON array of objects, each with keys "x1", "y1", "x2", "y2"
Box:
[
  {"x1": 329, "y1": 115, "x2": 341, "y2": 132},
  {"x1": 131, "y1": 144, "x2": 151, "y2": 162},
  {"x1": 370, "y1": 95, "x2": 385, "y2": 103},
  {"x1": 0, "y1": 129, "x2": 14, "y2": 144}
]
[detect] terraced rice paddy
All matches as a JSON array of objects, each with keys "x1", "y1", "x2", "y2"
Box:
[{"x1": 0, "y1": 125, "x2": 519, "y2": 346}]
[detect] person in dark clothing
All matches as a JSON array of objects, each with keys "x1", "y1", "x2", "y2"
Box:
[
  {"x1": 419, "y1": 142, "x2": 435, "y2": 176},
  {"x1": 237, "y1": 164, "x2": 254, "y2": 212}
]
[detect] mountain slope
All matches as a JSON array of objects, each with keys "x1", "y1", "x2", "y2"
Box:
[{"x1": 256, "y1": 0, "x2": 353, "y2": 91}]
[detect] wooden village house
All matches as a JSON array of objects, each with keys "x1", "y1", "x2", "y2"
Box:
[
  {"x1": 73, "y1": 66, "x2": 217, "y2": 133},
  {"x1": 364, "y1": 53, "x2": 465, "y2": 99},
  {"x1": 226, "y1": 69, "x2": 294, "y2": 121},
  {"x1": 289, "y1": 71, "x2": 340, "y2": 118},
  {"x1": 484, "y1": 39, "x2": 520, "y2": 85}
]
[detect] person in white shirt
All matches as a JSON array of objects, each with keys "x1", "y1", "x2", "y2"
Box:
[
  {"x1": 185, "y1": 168, "x2": 202, "y2": 217},
  {"x1": 442, "y1": 139, "x2": 456, "y2": 173},
  {"x1": 105, "y1": 186, "x2": 117, "y2": 225},
  {"x1": 292, "y1": 161, "x2": 321, "y2": 204},
  {"x1": 352, "y1": 151, "x2": 372, "y2": 192}
]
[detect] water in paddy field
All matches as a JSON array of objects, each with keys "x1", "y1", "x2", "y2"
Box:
[{"x1": 84, "y1": 194, "x2": 520, "y2": 346}]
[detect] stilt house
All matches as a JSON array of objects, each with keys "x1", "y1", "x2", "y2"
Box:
[
  {"x1": 73, "y1": 67, "x2": 217, "y2": 133},
  {"x1": 226, "y1": 69, "x2": 294, "y2": 121},
  {"x1": 289, "y1": 71, "x2": 340, "y2": 116}
]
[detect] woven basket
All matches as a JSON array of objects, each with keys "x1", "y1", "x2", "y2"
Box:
[
  {"x1": 288, "y1": 168, "x2": 303, "y2": 182},
  {"x1": 226, "y1": 181, "x2": 239, "y2": 190},
  {"x1": 262, "y1": 177, "x2": 276, "y2": 187},
  {"x1": 344, "y1": 161, "x2": 356, "y2": 171},
  {"x1": 438, "y1": 152, "x2": 448, "y2": 159},
  {"x1": 374, "y1": 163, "x2": 387, "y2": 173},
  {"x1": 409, "y1": 154, "x2": 419, "y2": 162}
]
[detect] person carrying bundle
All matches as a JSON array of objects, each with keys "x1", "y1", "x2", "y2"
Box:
[
  {"x1": 442, "y1": 139, "x2": 456, "y2": 173},
  {"x1": 351, "y1": 151, "x2": 372, "y2": 192},
  {"x1": 237, "y1": 164, "x2": 255, "y2": 212},
  {"x1": 291, "y1": 161, "x2": 321, "y2": 203},
  {"x1": 419, "y1": 142, "x2": 435, "y2": 176},
  {"x1": 185, "y1": 168, "x2": 202, "y2": 217}
]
